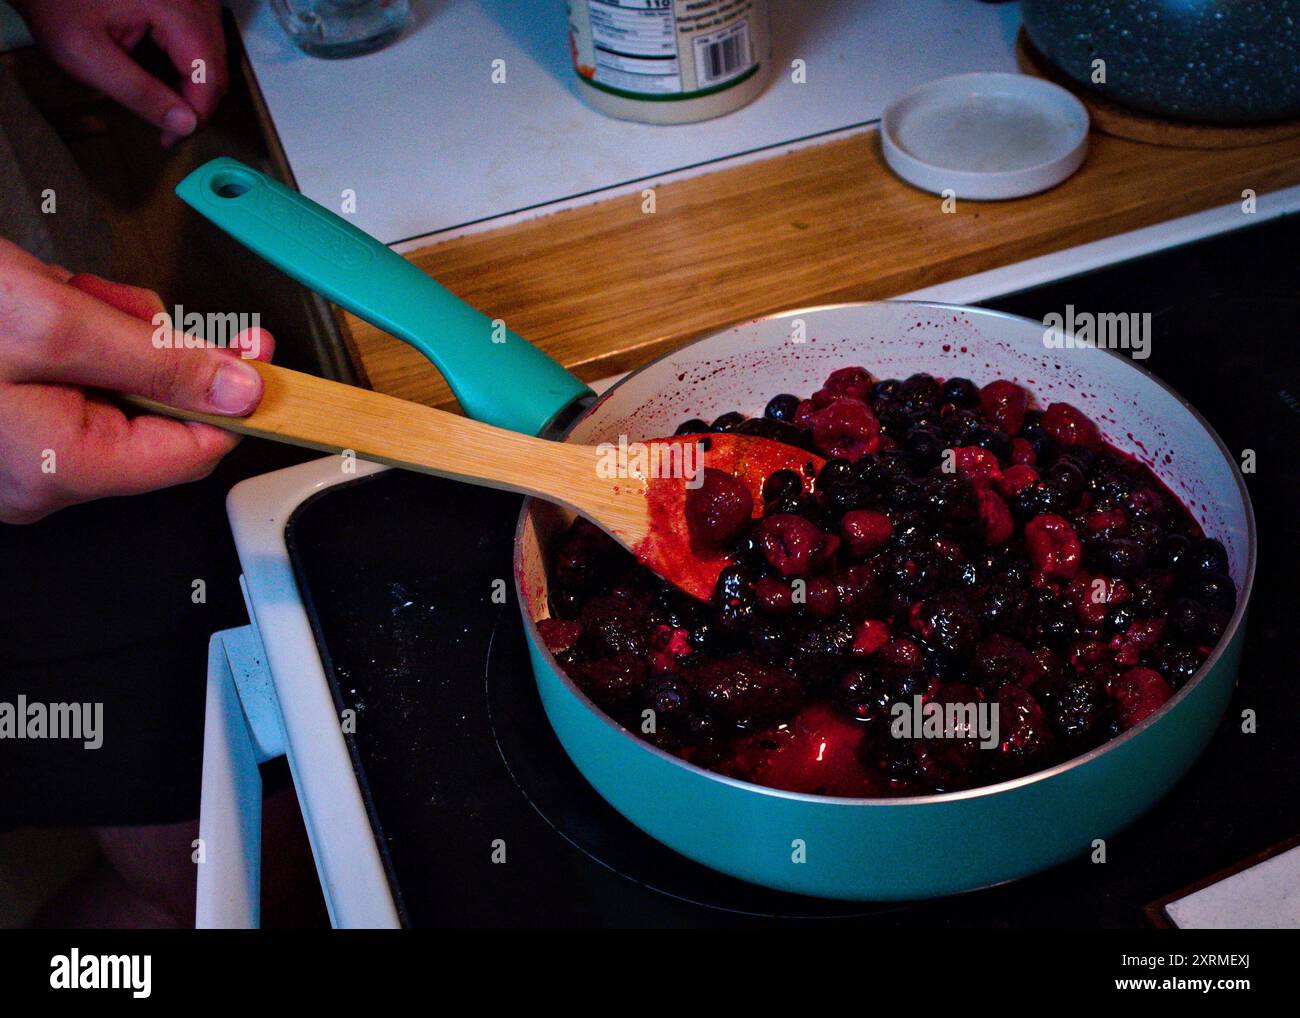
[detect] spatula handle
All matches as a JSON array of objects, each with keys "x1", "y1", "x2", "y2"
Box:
[
  {"x1": 126, "y1": 361, "x2": 597, "y2": 504},
  {"x1": 174, "y1": 158, "x2": 592, "y2": 437}
]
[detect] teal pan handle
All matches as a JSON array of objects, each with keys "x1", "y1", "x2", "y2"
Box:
[{"x1": 175, "y1": 158, "x2": 592, "y2": 437}]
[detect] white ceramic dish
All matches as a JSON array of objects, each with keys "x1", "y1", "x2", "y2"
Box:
[{"x1": 881, "y1": 72, "x2": 1089, "y2": 200}]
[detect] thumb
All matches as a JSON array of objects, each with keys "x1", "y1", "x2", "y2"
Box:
[{"x1": 18, "y1": 275, "x2": 262, "y2": 415}]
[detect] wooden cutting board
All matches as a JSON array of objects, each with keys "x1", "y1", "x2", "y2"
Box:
[{"x1": 342, "y1": 125, "x2": 1300, "y2": 412}]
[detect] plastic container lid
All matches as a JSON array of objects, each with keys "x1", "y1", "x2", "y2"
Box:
[{"x1": 881, "y1": 72, "x2": 1090, "y2": 200}]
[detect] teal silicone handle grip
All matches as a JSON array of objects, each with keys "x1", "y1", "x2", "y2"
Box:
[{"x1": 175, "y1": 158, "x2": 591, "y2": 436}]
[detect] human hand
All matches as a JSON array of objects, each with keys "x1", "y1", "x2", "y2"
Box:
[
  {"x1": 0, "y1": 238, "x2": 272, "y2": 523},
  {"x1": 13, "y1": 0, "x2": 228, "y2": 146}
]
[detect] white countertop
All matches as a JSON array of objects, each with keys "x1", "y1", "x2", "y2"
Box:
[{"x1": 233, "y1": 0, "x2": 1022, "y2": 247}]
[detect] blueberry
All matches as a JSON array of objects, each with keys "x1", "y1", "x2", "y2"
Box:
[
  {"x1": 1182, "y1": 538, "x2": 1230, "y2": 577},
  {"x1": 1091, "y1": 538, "x2": 1147, "y2": 579},
  {"x1": 1187, "y1": 571, "x2": 1236, "y2": 613},
  {"x1": 674, "y1": 418, "x2": 709, "y2": 436},
  {"x1": 941, "y1": 377, "x2": 980, "y2": 408},
  {"x1": 872, "y1": 378, "x2": 902, "y2": 402},
  {"x1": 899, "y1": 373, "x2": 941, "y2": 413},
  {"x1": 967, "y1": 427, "x2": 1012, "y2": 463},
  {"x1": 904, "y1": 425, "x2": 945, "y2": 469},
  {"x1": 764, "y1": 393, "x2": 800, "y2": 423},
  {"x1": 710, "y1": 411, "x2": 746, "y2": 432},
  {"x1": 762, "y1": 468, "x2": 803, "y2": 504},
  {"x1": 815, "y1": 457, "x2": 855, "y2": 491},
  {"x1": 1154, "y1": 532, "x2": 1193, "y2": 570}
]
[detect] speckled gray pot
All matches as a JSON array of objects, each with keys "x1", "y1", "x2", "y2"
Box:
[{"x1": 1021, "y1": 0, "x2": 1300, "y2": 124}]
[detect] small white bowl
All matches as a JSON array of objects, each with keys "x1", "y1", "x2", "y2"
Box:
[{"x1": 881, "y1": 72, "x2": 1090, "y2": 200}]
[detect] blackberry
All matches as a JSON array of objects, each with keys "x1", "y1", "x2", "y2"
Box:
[
  {"x1": 1048, "y1": 675, "x2": 1103, "y2": 742},
  {"x1": 1010, "y1": 480, "x2": 1069, "y2": 520}
]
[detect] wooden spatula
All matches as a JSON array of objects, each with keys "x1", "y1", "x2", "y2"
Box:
[{"x1": 128, "y1": 361, "x2": 824, "y2": 601}]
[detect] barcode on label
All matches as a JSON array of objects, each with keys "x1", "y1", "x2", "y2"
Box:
[{"x1": 693, "y1": 23, "x2": 751, "y2": 86}]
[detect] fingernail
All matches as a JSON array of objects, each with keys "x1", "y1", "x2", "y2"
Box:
[
  {"x1": 210, "y1": 361, "x2": 261, "y2": 414},
  {"x1": 163, "y1": 105, "x2": 197, "y2": 137}
]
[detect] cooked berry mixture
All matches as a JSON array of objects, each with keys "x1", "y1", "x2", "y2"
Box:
[{"x1": 536, "y1": 368, "x2": 1238, "y2": 797}]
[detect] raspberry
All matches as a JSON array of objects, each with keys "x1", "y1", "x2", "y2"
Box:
[
  {"x1": 840, "y1": 509, "x2": 892, "y2": 558},
  {"x1": 1024, "y1": 514, "x2": 1083, "y2": 579},
  {"x1": 851, "y1": 618, "x2": 891, "y2": 656},
  {"x1": 1040, "y1": 402, "x2": 1101, "y2": 450},
  {"x1": 979, "y1": 380, "x2": 1029, "y2": 434},
  {"x1": 814, "y1": 366, "x2": 875, "y2": 403},
  {"x1": 975, "y1": 489, "x2": 1014, "y2": 545},
  {"x1": 998, "y1": 464, "x2": 1038, "y2": 499},
  {"x1": 997, "y1": 685, "x2": 1053, "y2": 765},
  {"x1": 1010, "y1": 437, "x2": 1037, "y2": 466},
  {"x1": 1111, "y1": 666, "x2": 1172, "y2": 730},
  {"x1": 647, "y1": 624, "x2": 692, "y2": 672},
  {"x1": 952, "y1": 446, "x2": 1003, "y2": 488}
]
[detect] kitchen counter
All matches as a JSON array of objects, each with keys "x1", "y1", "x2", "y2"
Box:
[{"x1": 342, "y1": 126, "x2": 1300, "y2": 410}]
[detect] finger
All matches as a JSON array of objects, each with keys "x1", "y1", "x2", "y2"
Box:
[
  {"x1": 49, "y1": 28, "x2": 197, "y2": 137},
  {"x1": 150, "y1": 0, "x2": 229, "y2": 124},
  {"x1": 8, "y1": 275, "x2": 263, "y2": 416},
  {"x1": 68, "y1": 272, "x2": 167, "y2": 323},
  {"x1": 213, "y1": 326, "x2": 275, "y2": 363},
  {"x1": 0, "y1": 237, "x2": 73, "y2": 282},
  {"x1": 0, "y1": 386, "x2": 239, "y2": 519}
]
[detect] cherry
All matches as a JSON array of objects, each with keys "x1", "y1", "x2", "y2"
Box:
[
  {"x1": 685, "y1": 467, "x2": 753, "y2": 547},
  {"x1": 756, "y1": 514, "x2": 838, "y2": 577}
]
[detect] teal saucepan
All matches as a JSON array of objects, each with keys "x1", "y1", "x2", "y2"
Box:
[{"x1": 178, "y1": 160, "x2": 1254, "y2": 901}]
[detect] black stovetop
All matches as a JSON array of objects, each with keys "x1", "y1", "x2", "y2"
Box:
[{"x1": 285, "y1": 215, "x2": 1299, "y2": 928}]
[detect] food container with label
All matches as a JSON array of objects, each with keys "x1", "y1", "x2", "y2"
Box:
[{"x1": 566, "y1": 0, "x2": 772, "y2": 124}]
